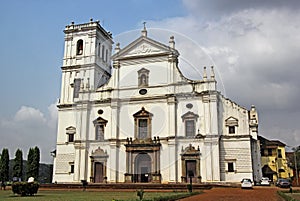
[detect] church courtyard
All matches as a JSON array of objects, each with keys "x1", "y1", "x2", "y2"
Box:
[{"x1": 1, "y1": 186, "x2": 298, "y2": 201}]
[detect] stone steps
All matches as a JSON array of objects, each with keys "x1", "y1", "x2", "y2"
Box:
[{"x1": 41, "y1": 182, "x2": 239, "y2": 190}]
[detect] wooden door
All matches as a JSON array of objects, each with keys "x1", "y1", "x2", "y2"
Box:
[
  {"x1": 94, "y1": 162, "x2": 103, "y2": 183},
  {"x1": 186, "y1": 160, "x2": 197, "y2": 183}
]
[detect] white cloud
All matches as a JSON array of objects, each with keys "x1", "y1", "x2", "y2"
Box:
[
  {"x1": 47, "y1": 102, "x2": 58, "y2": 129},
  {"x1": 14, "y1": 106, "x2": 46, "y2": 123},
  {"x1": 144, "y1": 2, "x2": 300, "y2": 147},
  {"x1": 0, "y1": 103, "x2": 57, "y2": 163}
]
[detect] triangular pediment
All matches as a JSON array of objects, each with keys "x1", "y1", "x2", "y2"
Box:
[
  {"x1": 225, "y1": 116, "x2": 239, "y2": 126},
  {"x1": 66, "y1": 126, "x2": 76, "y2": 134},
  {"x1": 133, "y1": 107, "x2": 153, "y2": 118},
  {"x1": 225, "y1": 116, "x2": 238, "y2": 122},
  {"x1": 93, "y1": 116, "x2": 108, "y2": 125},
  {"x1": 181, "y1": 111, "x2": 199, "y2": 121},
  {"x1": 112, "y1": 36, "x2": 179, "y2": 60}
]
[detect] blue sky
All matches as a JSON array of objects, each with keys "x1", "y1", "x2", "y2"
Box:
[
  {"x1": 1, "y1": 0, "x2": 300, "y2": 163},
  {"x1": 0, "y1": 0, "x2": 186, "y2": 117}
]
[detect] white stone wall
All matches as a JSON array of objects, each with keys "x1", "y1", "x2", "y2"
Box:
[
  {"x1": 219, "y1": 138, "x2": 253, "y2": 182},
  {"x1": 53, "y1": 21, "x2": 261, "y2": 184}
]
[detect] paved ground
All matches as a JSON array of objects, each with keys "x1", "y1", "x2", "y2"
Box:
[{"x1": 179, "y1": 187, "x2": 286, "y2": 201}]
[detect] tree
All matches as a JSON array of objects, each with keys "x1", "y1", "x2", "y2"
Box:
[
  {"x1": 33, "y1": 146, "x2": 40, "y2": 180},
  {"x1": 0, "y1": 148, "x2": 10, "y2": 181},
  {"x1": 13, "y1": 149, "x2": 23, "y2": 181},
  {"x1": 26, "y1": 147, "x2": 40, "y2": 180},
  {"x1": 26, "y1": 148, "x2": 34, "y2": 179}
]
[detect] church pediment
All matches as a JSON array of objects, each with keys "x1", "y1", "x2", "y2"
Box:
[
  {"x1": 127, "y1": 41, "x2": 162, "y2": 56},
  {"x1": 112, "y1": 36, "x2": 179, "y2": 60}
]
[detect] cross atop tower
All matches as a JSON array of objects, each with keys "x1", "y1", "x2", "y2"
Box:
[{"x1": 141, "y1": 21, "x2": 147, "y2": 37}]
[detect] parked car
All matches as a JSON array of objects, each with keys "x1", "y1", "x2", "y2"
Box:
[
  {"x1": 260, "y1": 177, "x2": 271, "y2": 186},
  {"x1": 276, "y1": 178, "x2": 291, "y2": 188},
  {"x1": 241, "y1": 178, "x2": 253, "y2": 189}
]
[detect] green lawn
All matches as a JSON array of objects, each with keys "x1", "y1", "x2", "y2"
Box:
[
  {"x1": 278, "y1": 190, "x2": 300, "y2": 201},
  {"x1": 289, "y1": 193, "x2": 300, "y2": 200},
  {"x1": 0, "y1": 189, "x2": 196, "y2": 201}
]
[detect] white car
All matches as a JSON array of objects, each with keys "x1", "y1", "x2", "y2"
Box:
[
  {"x1": 260, "y1": 177, "x2": 270, "y2": 186},
  {"x1": 241, "y1": 178, "x2": 253, "y2": 189}
]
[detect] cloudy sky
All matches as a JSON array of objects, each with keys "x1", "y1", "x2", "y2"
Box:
[{"x1": 0, "y1": 0, "x2": 299, "y2": 163}]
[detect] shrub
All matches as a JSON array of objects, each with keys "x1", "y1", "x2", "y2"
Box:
[
  {"x1": 12, "y1": 181, "x2": 39, "y2": 196},
  {"x1": 137, "y1": 189, "x2": 144, "y2": 200}
]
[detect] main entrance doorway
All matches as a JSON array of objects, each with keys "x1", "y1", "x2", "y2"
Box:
[
  {"x1": 134, "y1": 153, "x2": 151, "y2": 183},
  {"x1": 94, "y1": 162, "x2": 104, "y2": 183}
]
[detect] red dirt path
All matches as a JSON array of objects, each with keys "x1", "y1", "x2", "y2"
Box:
[{"x1": 179, "y1": 187, "x2": 285, "y2": 201}]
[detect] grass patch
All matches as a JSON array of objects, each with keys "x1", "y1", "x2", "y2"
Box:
[
  {"x1": 277, "y1": 190, "x2": 300, "y2": 201},
  {"x1": 0, "y1": 189, "x2": 200, "y2": 201}
]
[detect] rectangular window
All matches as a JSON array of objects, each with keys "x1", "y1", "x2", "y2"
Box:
[
  {"x1": 261, "y1": 148, "x2": 266, "y2": 156},
  {"x1": 98, "y1": 43, "x2": 101, "y2": 56},
  {"x1": 228, "y1": 162, "x2": 234, "y2": 172},
  {"x1": 101, "y1": 45, "x2": 105, "y2": 60},
  {"x1": 96, "y1": 125, "x2": 104, "y2": 141},
  {"x1": 73, "y1": 79, "x2": 81, "y2": 98},
  {"x1": 70, "y1": 164, "x2": 74, "y2": 173},
  {"x1": 268, "y1": 148, "x2": 273, "y2": 156},
  {"x1": 105, "y1": 49, "x2": 108, "y2": 62},
  {"x1": 185, "y1": 120, "x2": 195, "y2": 137},
  {"x1": 68, "y1": 134, "x2": 74, "y2": 142},
  {"x1": 138, "y1": 119, "x2": 148, "y2": 139},
  {"x1": 278, "y1": 149, "x2": 282, "y2": 158},
  {"x1": 228, "y1": 126, "x2": 235, "y2": 134}
]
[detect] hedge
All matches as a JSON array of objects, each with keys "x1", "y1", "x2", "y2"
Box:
[{"x1": 11, "y1": 181, "x2": 39, "y2": 196}]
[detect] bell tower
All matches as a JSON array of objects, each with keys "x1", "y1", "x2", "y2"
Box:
[{"x1": 59, "y1": 19, "x2": 113, "y2": 104}]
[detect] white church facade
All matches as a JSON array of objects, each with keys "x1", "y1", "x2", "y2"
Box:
[{"x1": 52, "y1": 20, "x2": 262, "y2": 184}]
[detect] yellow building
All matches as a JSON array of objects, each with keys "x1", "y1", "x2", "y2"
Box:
[{"x1": 259, "y1": 136, "x2": 293, "y2": 182}]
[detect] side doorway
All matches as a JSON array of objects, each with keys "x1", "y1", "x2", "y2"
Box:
[
  {"x1": 94, "y1": 162, "x2": 104, "y2": 183},
  {"x1": 181, "y1": 144, "x2": 201, "y2": 183},
  {"x1": 186, "y1": 160, "x2": 197, "y2": 183}
]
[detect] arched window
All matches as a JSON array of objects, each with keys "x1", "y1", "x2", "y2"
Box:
[
  {"x1": 77, "y1": 40, "x2": 83, "y2": 55},
  {"x1": 138, "y1": 68, "x2": 150, "y2": 87}
]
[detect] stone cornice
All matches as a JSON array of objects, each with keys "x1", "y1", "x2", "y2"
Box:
[
  {"x1": 61, "y1": 65, "x2": 81, "y2": 70},
  {"x1": 61, "y1": 63, "x2": 97, "y2": 70},
  {"x1": 220, "y1": 134, "x2": 251, "y2": 139},
  {"x1": 57, "y1": 103, "x2": 74, "y2": 109},
  {"x1": 93, "y1": 98, "x2": 112, "y2": 104}
]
